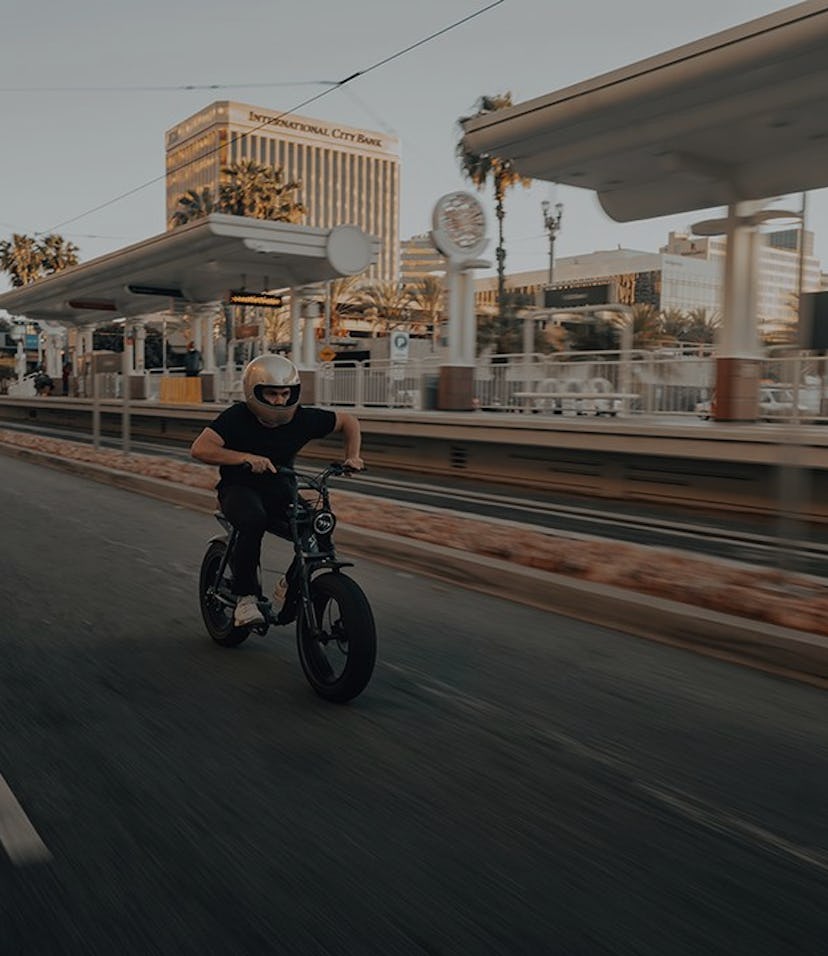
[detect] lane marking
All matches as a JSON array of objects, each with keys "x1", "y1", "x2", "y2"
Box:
[{"x1": 0, "y1": 773, "x2": 52, "y2": 866}]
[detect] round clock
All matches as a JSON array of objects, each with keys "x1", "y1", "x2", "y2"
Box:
[{"x1": 431, "y1": 192, "x2": 487, "y2": 259}]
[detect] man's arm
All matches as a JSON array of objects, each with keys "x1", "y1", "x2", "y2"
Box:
[
  {"x1": 333, "y1": 412, "x2": 364, "y2": 470},
  {"x1": 190, "y1": 427, "x2": 276, "y2": 474}
]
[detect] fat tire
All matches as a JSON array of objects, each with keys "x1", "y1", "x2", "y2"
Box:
[
  {"x1": 297, "y1": 572, "x2": 377, "y2": 703},
  {"x1": 199, "y1": 541, "x2": 251, "y2": 647}
]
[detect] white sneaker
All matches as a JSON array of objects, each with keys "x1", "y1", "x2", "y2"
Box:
[{"x1": 234, "y1": 594, "x2": 264, "y2": 627}]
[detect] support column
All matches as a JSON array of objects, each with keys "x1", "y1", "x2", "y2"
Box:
[
  {"x1": 202, "y1": 311, "x2": 216, "y2": 372},
  {"x1": 715, "y1": 200, "x2": 763, "y2": 421},
  {"x1": 445, "y1": 264, "x2": 462, "y2": 365},
  {"x1": 134, "y1": 321, "x2": 146, "y2": 372},
  {"x1": 44, "y1": 330, "x2": 62, "y2": 379},
  {"x1": 290, "y1": 289, "x2": 302, "y2": 361}
]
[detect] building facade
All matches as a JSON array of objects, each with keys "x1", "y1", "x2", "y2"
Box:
[
  {"x1": 474, "y1": 229, "x2": 822, "y2": 336},
  {"x1": 400, "y1": 234, "x2": 446, "y2": 286},
  {"x1": 165, "y1": 101, "x2": 401, "y2": 280}
]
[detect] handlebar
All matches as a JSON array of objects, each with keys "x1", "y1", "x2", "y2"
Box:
[{"x1": 239, "y1": 460, "x2": 364, "y2": 484}]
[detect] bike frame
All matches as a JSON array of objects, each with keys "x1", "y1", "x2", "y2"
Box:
[{"x1": 206, "y1": 464, "x2": 354, "y2": 638}]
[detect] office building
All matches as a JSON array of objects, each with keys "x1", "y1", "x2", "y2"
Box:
[
  {"x1": 165, "y1": 101, "x2": 400, "y2": 280},
  {"x1": 474, "y1": 229, "x2": 822, "y2": 337}
]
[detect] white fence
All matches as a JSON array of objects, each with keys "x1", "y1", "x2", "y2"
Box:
[{"x1": 314, "y1": 351, "x2": 828, "y2": 421}]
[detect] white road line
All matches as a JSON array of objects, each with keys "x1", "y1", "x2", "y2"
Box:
[{"x1": 0, "y1": 774, "x2": 51, "y2": 866}]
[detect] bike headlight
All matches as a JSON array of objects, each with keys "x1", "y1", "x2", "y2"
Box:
[{"x1": 312, "y1": 511, "x2": 336, "y2": 535}]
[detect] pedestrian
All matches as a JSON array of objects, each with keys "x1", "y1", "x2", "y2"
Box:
[{"x1": 183, "y1": 340, "x2": 203, "y2": 377}]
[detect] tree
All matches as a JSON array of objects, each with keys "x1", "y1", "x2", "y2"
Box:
[
  {"x1": 411, "y1": 275, "x2": 445, "y2": 344},
  {"x1": 169, "y1": 188, "x2": 215, "y2": 228},
  {"x1": 359, "y1": 281, "x2": 415, "y2": 336},
  {"x1": 0, "y1": 233, "x2": 79, "y2": 287},
  {"x1": 328, "y1": 275, "x2": 363, "y2": 339},
  {"x1": 170, "y1": 161, "x2": 306, "y2": 228},
  {"x1": 684, "y1": 307, "x2": 721, "y2": 345},
  {"x1": 660, "y1": 308, "x2": 689, "y2": 344},
  {"x1": 457, "y1": 93, "x2": 531, "y2": 323}
]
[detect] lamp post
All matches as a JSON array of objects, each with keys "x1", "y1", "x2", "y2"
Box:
[{"x1": 541, "y1": 200, "x2": 564, "y2": 287}]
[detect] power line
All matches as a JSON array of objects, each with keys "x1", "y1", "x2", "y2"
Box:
[
  {"x1": 39, "y1": 0, "x2": 505, "y2": 236},
  {"x1": 0, "y1": 80, "x2": 338, "y2": 93}
]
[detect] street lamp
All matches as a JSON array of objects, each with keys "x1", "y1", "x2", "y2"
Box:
[{"x1": 541, "y1": 200, "x2": 564, "y2": 287}]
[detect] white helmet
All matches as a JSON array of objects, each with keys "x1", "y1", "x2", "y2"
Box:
[{"x1": 242, "y1": 354, "x2": 301, "y2": 426}]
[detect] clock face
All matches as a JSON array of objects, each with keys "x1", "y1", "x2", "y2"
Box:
[{"x1": 435, "y1": 192, "x2": 486, "y2": 250}]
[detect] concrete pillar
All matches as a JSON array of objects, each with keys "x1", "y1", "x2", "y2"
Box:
[
  {"x1": 302, "y1": 298, "x2": 317, "y2": 369},
  {"x1": 202, "y1": 312, "x2": 216, "y2": 371},
  {"x1": 522, "y1": 314, "x2": 534, "y2": 360},
  {"x1": 134, "y1": 322, "x2": 146, "y2": 372},
  {"x1": 459, "y1": 270, "x2": 477, "y2": 366},
  {"x1": 44, "y1": 332, "x2": 62, "y2": 378},
  {"x1": 445, "y1": 264, "x2": 462, "y2": 365},
  {"x1": 714, "y1": 199, "x2": 764, "y2": 421},
  {"x1": 290, "y1": 290, "x2": 302, "y2": 361}
]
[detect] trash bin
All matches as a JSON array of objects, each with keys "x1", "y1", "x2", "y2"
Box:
[{"x1": 423, "y1": 375, "x2": 439, "y2": 411}]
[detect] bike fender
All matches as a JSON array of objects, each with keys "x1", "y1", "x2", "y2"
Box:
[{"x1": 208, "y1": 532, "x2": 229, "y2": 545}]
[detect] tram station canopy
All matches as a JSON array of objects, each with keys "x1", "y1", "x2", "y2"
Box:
[
  {"x1": 461, "y1": 0, "x2": 828, "y2": 221},
  {"x1": 0, "y1": 215, "x2": 378, "y2": 325}
]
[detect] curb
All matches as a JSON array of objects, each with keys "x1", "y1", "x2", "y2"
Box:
[{"x1": 3, "y1": 440, "x2": 827, "y2": 685}]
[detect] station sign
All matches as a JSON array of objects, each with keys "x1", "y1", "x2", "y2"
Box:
[{"x1": 228, "y1": 290, "x2": 284, "y2": 308}]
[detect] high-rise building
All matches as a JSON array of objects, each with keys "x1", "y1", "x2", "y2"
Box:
[{"x1": 165, "y1": 101, "x2": 400, "y2": 280}]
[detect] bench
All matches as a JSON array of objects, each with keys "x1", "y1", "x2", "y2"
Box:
[{"x1": 512, "y1": 390, "x2": 639, "y2": 415}]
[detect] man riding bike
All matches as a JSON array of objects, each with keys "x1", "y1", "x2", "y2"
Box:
[{"x1": 190, "y1": 354, "x2": 364, "y2": 627}]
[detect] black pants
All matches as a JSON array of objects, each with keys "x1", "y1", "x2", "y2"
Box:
[{"x1": 218, "y1": 484, "x2": 291, "y2": 595}]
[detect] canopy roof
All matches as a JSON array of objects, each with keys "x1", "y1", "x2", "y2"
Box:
[
  {"x1": 461, "y1": 1, "x2": 828, "y2": 221},
  {"x1": 0, "y1": 215, "x2": 378, "y2": 325}
]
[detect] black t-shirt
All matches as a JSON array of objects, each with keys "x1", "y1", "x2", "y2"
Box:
[{"x1": 209, "y1": 402, "x2": 337, "y2": 491}]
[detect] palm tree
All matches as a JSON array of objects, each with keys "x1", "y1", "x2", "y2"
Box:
[
  {"x1": 684, "y1": 307, "x2": 721, "y2": 345},
  {"x1": 217, "y1": 160, "x2": 305, "y2": 222},
  {"x1": 169, "y1": 161, "x2": 306, "y2": 228},
  {"x1": 328, "y1": 275, "x2": 363, "y2": 339},
  {"x1": 457, "y1": 93, "x2": 531, "y2": 322},
  {"x1": 412, "y1": 275, "x2": 445, "y2": 345},
  {"x1": 169, "y1": 187, "x2": 215, "y2": 228},
  {"x1": 611, "y1": 304, "x2": 663, "y2": 350},
  {"x1": 359, "y1": 281, "x2": 415, "y2": 336},
  {"x1": 0, "y1": 232, "x2": 79, "y2": 286},
  {"x1": 660, "y1": 308, "x2": 689, "y2": 344}
]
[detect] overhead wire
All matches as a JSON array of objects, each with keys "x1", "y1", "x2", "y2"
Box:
[{"x1": 38, "y1": 0, "x2": 505, "y2": 236}]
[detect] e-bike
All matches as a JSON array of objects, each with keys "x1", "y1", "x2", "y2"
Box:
[{"x1": 198, "y1": 463, "x2": 377, "y2": 703}]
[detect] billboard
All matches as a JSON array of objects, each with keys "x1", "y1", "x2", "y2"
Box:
[{"x1": 544, "y1": 284, "x2": 611, "y2": 309}]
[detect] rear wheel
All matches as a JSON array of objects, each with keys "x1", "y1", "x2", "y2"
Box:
[
  {"x1": 297, "y1": 572, "x2": 377, "y2": 703},
  {"x1": 199, "y1": 541, "x2": 251, "y2": 647}
]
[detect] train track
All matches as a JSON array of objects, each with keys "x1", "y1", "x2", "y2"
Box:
[{"x1": 3, "y1": 418, "x2": 826, "y2": 578}]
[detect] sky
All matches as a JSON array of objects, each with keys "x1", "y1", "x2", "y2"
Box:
[{"x1": 0, "y1": 0, "x2": 822, "y2": 296}]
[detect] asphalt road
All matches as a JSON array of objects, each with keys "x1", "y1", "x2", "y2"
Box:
[{"x1": 1, "y1": 456, "x2": 827, "y2": 955}]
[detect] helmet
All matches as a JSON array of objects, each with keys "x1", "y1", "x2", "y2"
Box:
[{"x1": 242, "y1": 354, "x2": 301, "y2": 426}]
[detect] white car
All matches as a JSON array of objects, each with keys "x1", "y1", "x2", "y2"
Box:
[
  {"x1": 694, "y1": 388, "x2": 809, "y2": 421},
  {"x1": 759, "y1": 387, "x2": 809, "y2": 420}
]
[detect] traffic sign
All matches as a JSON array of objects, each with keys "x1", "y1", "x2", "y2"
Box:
[
  {"x1": 390, "y1": 330, "x2": 410, "y2": 362},
  {"x1": 319, "y1": 346, "x2": 337, "y2": 362}
]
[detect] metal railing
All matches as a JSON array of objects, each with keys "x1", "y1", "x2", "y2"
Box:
[{"x1": 313, "y1": 350, "x2": 828, "y2": 421}]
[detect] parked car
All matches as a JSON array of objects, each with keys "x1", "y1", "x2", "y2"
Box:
[
  {"x1": 695, "y1": 388, "x2": 809, "y2": 421},
  {"x1": 758, "y1": 387, "x2": 809, "y2": 420}
]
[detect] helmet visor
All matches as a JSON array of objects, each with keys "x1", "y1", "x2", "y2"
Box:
[{"x1": 253, "y1": 383, "x2": 301, "y2": 408}]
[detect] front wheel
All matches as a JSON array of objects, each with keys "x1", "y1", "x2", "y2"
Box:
[
  {"x1": 199, "y1": 541, "x2": 251, "y2": 647},
  {"x1": 297, "y1": 572, "x2": 377, "y2": 703}
]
